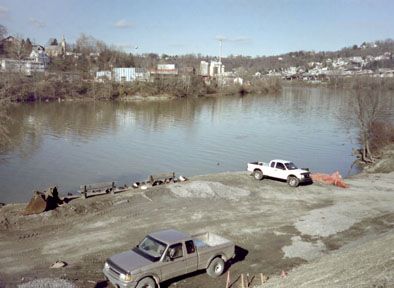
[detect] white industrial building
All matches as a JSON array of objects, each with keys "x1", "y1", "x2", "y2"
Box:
[
  {"x1": 153, "y1": 64, "x2": 178, "y2": 75},
  {"x1": 96, "y1": 67, "x2": 150, "y2": 82},
  {"x1": 199, "y1": 60, "x2": 225, "y2": 77},
  {"x1": 96, "y1": 70, "x2": 112, "y2": 81},
  {"x1": 209, "y1": 61, "x2": 224, "y2": 76},
  {"x1": 135, "y1": 68, "x2": 150, "y2": 81},
  {"x1": 200, "y1": 61, "x2": 209, "y2": 76},
  {"x1": 113, "y1": 67, "x2": 136, "y2": 82},
  {"x1": 1, "y1": 59, "x2": 46, "y2": 75}
]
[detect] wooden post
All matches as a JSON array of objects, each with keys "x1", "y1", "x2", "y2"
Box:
[
  {"x1": 260, "y1": 273, "x2": 268, "y2": 284},
  {"x1": 82, "y1": 185, "x2": 87, "y2": 199},
  {"x1": 110, "y1": 182, "x2": 115, "y2": 195},
  {"x1": 241, "y1": 273, "x2": 245, "y2": 288},
  {"x1": 225, "y1": 270, "x2": 230, "y2": 288}
]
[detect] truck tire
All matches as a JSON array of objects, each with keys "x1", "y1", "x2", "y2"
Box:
[
  {"x1": 136, "y1": 277, "x2": 156, "y2": 288},
  {"x1": 207, "y1": 257, "x2": 225, "y2": 278},
  {"x1": 287, "y1": 176, "x2": 300, "y2": 187},
  {"x1": 252, "y1": 170, "x2": 264, "y2": 180}
]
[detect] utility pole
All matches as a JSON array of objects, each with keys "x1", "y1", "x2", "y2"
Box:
[{"x1": 218, "y1": 38, "x2": 223, "y2": 63}]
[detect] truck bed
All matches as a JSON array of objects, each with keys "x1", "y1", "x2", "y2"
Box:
[
  {"x1": 248, "y1": 161, "x2": 268, "y2": 166},
  {"x1": 192, "y1": 232, "x2": 232, "y2": 248},
  {"x1": 192, "y1": 232, "x2": 235, "y2": 270},
  {"x1": 247, "y1": 161, "x2": 268, "y2": 172}
]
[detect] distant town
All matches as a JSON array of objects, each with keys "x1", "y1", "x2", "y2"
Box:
[{"x1": 1, "y1": 30, "x2": 393, "y2": 88}]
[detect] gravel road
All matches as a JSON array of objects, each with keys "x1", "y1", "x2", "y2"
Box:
[{"x1": 0, "y1": 168, "x2": 393, "y2": 288}]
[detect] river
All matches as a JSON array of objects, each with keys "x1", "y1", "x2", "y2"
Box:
[{"x1": 0, "y1": 87, "x2": 365, "y2": 202}]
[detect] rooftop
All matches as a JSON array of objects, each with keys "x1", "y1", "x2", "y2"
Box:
[{"x1": 149, "y1": 229, "x2": 190, "y2": 244}]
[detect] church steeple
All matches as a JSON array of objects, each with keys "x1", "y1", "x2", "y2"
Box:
[{"x1": 60, "y1": 35, "x2": 66, "y2": 54}]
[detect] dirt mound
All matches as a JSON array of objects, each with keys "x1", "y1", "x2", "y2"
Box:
[{"x1": 365, "y1": 144, "x2": 394, "y2": 173}]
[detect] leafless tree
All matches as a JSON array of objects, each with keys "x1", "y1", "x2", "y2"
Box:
[
  {"x1": 5, "y1": 35, "x2": 32, "y2": 73},
  {"x1": 0, "y1": 24, "x2": 7, "y2": 40},
  {"x1": 0, "y1": 100, "x2": 11, "y2": 150},
  {"x1": 75, "y1": 33, "x2": 103, "y2": 55},
  {"x1": 350, "y1": 77, "x2": 388, "y2": 163}
]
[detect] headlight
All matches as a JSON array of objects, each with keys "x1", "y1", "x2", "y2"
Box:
[
  {"x1": 120, "y1": 273, "x2": 134, "y2": 282},
  {"x1": 300, "y1": 175, "x2": 304, "y2": 179},
  {"x1": 104, "y1": 262, "x2": 110, "y2": 270}
]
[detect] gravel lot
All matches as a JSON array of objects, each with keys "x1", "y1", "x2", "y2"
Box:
[{"x1": 0, "y1": 164, "x2": 393, "y2": 287}]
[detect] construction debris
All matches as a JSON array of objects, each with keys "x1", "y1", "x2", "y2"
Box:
[
  {"x1": 311, "y1": 171, "x2": 349, "y2": 188},
  {"x1": 49, "y1": 261, "x2": 67, "y2": 269},
  {"x1": 23, "y1": 187, "x2": 63, "y2": 215}
]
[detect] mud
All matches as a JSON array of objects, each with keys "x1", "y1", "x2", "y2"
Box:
[{"x1": 0, "y1": 169, "x2": 393, "y2": 288}]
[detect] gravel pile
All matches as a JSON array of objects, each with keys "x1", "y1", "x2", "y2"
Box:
[
  {"x1": 170, "y1": 180, "x2": 250, "y2": 200},
  {"x1": 17, "y1": 278, "x2": 76, "y2": 288}
]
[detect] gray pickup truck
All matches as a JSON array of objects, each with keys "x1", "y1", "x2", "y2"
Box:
[{"x1": 103, "y1": 229, "x2": 235, "y2": 288}]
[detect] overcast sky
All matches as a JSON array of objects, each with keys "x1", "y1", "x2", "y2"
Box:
[{"x1": 0, "y1": 0, "x2": 393, "y2": 56}]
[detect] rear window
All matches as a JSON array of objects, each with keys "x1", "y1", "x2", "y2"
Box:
[{"x1": 185, "y1": 240, "x2": 195, "y2": 254}]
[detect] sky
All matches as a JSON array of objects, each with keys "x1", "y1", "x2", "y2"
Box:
[{"x1": 0, "y1": 0, "x2": 393, "y2": 57}]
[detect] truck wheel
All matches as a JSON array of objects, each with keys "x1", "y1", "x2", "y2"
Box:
[
  {"x1": 287, "y1": 176, "x2": 300, "y2": 187},
  {"x1": 136, "y1": 277, "x2": 156, "y2": 288},
  {"x1": 207, "y1": 257, "x2": 225, "y2": 277},
  {"x1": 252, "y1": 170, "x2": 264, "y2": 180}
]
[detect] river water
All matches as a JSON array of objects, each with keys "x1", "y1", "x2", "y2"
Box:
[{"x1": 0, "y1": 87, "x2": 365, "y2": 202}]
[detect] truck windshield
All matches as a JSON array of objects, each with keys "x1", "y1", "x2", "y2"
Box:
[
  {"x1": 137, "y1": 236, "x2": 166, "y2": 261},
  {"x1": 285, "y1": 162, "x2": 298, "y2": 170}
]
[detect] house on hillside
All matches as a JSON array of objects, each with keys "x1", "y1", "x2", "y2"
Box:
[
  {"x1": 46, "y1": 36, "x2": 66, "y2": 57},
  {"x1": 29, "y1": 45, "x2": 49, "y2": 67},
  {"x1": 0, "y1": 36, "x2": 17, "y2": 55}
]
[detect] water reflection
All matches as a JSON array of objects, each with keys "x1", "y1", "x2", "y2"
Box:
[{"x1": 0, "y1": 87, "x2": 383, "y2": 202}]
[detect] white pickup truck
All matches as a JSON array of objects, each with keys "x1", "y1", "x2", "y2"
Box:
[{"x1": 247, "y1": 159, "x2": 312, "y2": 187}]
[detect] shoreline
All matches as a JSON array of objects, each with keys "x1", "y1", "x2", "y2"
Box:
[
  {"x1": 0, "y1": 147, "x2": 393, "y2": 287},
  {"x1": 2, "y1": 146, "x2": 393, "y2": 206}
]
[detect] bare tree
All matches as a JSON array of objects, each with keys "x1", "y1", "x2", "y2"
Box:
[
  {"x1": 351, "y1": 77, "x2": 387, "y2": 163},
  {"x1": 76, "y1": 33, "x2": 99, "y2": 55},
  {"x1": 5, "y1": 35, "x2": 32, "y2": 71},
  {"x1": 0, "y1": 24, "x2": 7, "y2": 40},
  {"x1": 0, "y1": 99, "x2": 11, "y2": 150}
]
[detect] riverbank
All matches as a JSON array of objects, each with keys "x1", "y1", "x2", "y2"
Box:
[
  {"x1": 0, "y1": 72, "x2": 281, "y2": 103},
  {"x1": 0, "y1": 149, "x2": 393, "y2": 287}
]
